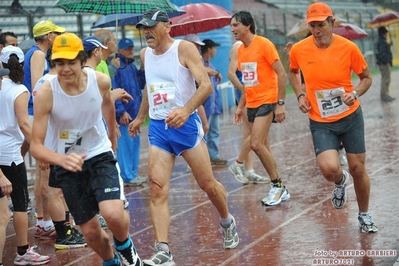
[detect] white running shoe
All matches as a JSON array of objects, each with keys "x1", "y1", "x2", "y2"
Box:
[
  {"x1": 229, "y1": 163, "x2": 249, "y2": 184},
  {"x1": 261, "y1": 182, "x2": 290, "y2": 206}
]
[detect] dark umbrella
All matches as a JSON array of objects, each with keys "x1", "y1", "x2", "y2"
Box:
[
  {"x1": 169, "y1": 3, "x2": 232, "y2": 37},
  {"x1": 91, "y1": 4, "x2": 185, "y2": 29}
]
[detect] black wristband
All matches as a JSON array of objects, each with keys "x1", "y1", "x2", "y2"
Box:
[{"x1": 297, "y1": 93, "x2": 305, "y2": 101}]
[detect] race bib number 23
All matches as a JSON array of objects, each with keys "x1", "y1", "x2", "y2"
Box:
[
  {"x1": 241, "y1": 62, "x2": 259, "y2": 87},
  {"x1": 315, "y1": 88, "x2": 349, "y2": 118}
]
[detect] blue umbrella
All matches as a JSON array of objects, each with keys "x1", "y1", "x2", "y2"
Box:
[{"x1": 91, "y1": 4, "x2": 185, "y2": 29}]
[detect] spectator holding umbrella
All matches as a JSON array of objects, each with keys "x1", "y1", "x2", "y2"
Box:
[{"x1": 374, "y1": 26, "x2": 395, "y2": 102}]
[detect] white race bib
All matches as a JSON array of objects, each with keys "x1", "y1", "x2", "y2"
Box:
[
  {"x1": 315, "y1": 88, "x2": 349, "y2": 118},
  {"x1": 149, "y1": 82, "x2": 177, "y2": 116},
  {"x1": 241, "y1": 62, "x2": 259, "y2": 87},
  {"x1": 57, "y1": 128, "x2": 92, "y2": 155}
]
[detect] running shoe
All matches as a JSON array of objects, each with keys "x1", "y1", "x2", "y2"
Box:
[
  {"x1": 114, "y1": 236, "x2": 142, "y2": 266},
  {"x1": 358, "y1": 213, "x2": 378, "y2": 233},
  {"x1": 103, "y1": 252, "x2": 123, "y2": 266},
  {"x1": 221, "y1": 217, "x2": 239, "y2": 249},
  {"x1": 98, "y1": 213, "x2": 108, "y2": 228},
  {"x1": 211, "y1": 158, "x2": 227, "y2": 166},
  {"x1": 54, "y1": 228, "x2": 87, "y2": 250},
  {"x1": 34, "y1": 225, "x2": 57, "y2": 240},
  {"x1": 246, "y1": 172, "x2": 270, "y2": 184},
  {"x1": 186, "y1": 165, "x2": 192, "y2": 173},
  {"x1": 331, "y1": 170, "x2": 348, "y2": 209},
  {"x1": 124, "y1": 198, "x2": 130, "y2": 209},
  {"x1": 14, "y1": 245, "x2": 50, "y2": 265},
  {"x1": 261, "y1": 182, "x2": 290, "y2": 206},
  {"x1": 124, "y1": 176, "x2": 147, "y2": 187},
  {"x1": 229, "y1": 163, "x2": 249, "y2": 184},
  {"x1": 143, "y1": 244, "x2": 175, "y2": 266},
  {"x1": 70, "y1": 226, "x2": 84, "y2": 239}
]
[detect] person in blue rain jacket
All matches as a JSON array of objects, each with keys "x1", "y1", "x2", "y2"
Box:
[{"x1": 112, "y1": 38, "x2": 146, "y2": 186}]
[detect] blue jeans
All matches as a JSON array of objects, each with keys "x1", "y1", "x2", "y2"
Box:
[
  {"x1": 206, "y1": 114, "x2": 221, "y2": 160},
  {"x1": 116, "y1": 124, "x2": 140, "y2": 182}
]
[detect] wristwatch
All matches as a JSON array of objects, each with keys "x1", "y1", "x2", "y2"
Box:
[
  {"x1": 353, "y1": 91, "x2": 359, "y2": 99},
  {"x1": 277, "y1": 100, "x2": 285, "y2": 106}
]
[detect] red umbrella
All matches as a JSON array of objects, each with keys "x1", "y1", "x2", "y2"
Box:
[
  {"x1": 367, "y1": 11, "x2": 399, "y2": 29},
  {"x1": 169, "y1": 3, "x2": 232, "y2": 37},
  {"x1": 333, "y1": 23, "x2": 368, "y2": 40}
]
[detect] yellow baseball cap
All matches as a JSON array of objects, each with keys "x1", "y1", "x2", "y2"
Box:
[
  {"x1": 33, "y1": 20, "x2": 66, "y2": 38},
  {"x1": 52, "y1": 33, "x2": 83, "y2": 60}
]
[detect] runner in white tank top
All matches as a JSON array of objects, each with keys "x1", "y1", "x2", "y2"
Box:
[
  {"x1": 129, "y1": 8, "x2": 240, "y2": 265},
  {"x1": 30, "y1": 33, "x2": 142, "y2": 266}
]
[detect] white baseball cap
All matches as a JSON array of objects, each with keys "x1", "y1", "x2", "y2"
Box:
[
  {"x1": 184, "y1": 34, "x2": 205, "y2": 46},
  {"x1": 0, "y1": 46, "x2": 24, "y2": 64}
]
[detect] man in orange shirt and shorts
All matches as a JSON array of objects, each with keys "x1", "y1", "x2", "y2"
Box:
[
  {"x1": 230, "y1": 11, "x2": 290, "y2": 206},
  {"x1": 289, "y1": 2, "x2": 378, "y2": 233}
]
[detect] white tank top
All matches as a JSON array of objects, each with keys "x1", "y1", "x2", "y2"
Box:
[
  {"x1": 144, "y1": 40, "x2": 196, "y2": 120},
  {"x1": 0, "y1": 78, "x2": 29, "y2": 166},
  {"x1": 48, "y1": 68, "x2": 112, "y2": 160}
]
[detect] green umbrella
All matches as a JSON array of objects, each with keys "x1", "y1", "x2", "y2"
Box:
[
  {"x1": 54, "y1": 0, "x2": 178, "y2": 41},
  {"x1": 54, "y1": 0, "x2": 178, "y2": 15}
]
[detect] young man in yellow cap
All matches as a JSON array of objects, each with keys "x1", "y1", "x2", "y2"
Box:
[
  {"x1": 289, "y1": 2, "x2": 378, "y2": 233},
  {"x1": 31, "y1": 32, "x2": 142, "y2": 266}
]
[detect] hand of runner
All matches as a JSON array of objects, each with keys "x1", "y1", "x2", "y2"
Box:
[
  {"x1": 234, "y1": 107, "x2": 243, "y2": 126},
  {"x1": 128, "y1": 119, "x2": 142, "y2": 137},
  {"x1": 298, "y1": 96, "x2": 311, "y2": 113},
  {"x1": 62, "y1": 153, "x2": 87, "y2": 172},
  {"x1": 0, "y1": 173, "x2": 12, "y2": 196},
  {"x1": 110, "y1": 88, "x2": 133, "y2": 103},
  {"x1": 341, "y1": 92, "x2": 356, "y2": 106},
  {"x1": 166, "y1": 108, "x2": 189, "y2": 128},
  {"x1": 275, "y1": 106, "x2": 286, "y2": 123}
]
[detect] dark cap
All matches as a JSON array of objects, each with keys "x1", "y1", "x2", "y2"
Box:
[
  {"x1": 201, "y1": 39, "x2": 221, "y2": 53},
  {"x1": 136, "y1": 8, "x2": 170, "y2": 28},
  {"x1": 202, "y1": 39, "x2": 220, "y2": 48},
  {"x1": 378, "y1": 26, "x2": 388, "y2": 36}
]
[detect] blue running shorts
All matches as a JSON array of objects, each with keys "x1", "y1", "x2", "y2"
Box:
[{"x1": 148, "y1": 112, "x2": 205, "y2": 156}]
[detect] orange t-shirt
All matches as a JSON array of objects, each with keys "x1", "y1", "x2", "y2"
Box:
[
  {"x1": 238, "y1": 35, "x2": 280, "y2": 108},
  {"x1": 290, "y1": 35, "x2": 366, "y2": 122}
]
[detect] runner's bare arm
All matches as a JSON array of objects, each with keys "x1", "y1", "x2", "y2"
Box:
[
  {"x1": 97, "y1": 72, "x2": 118, "y2": 150},
  {"x1": 129, "y1": 48, "x2": 149, "y2": 138},
  {"x1": 30, "y1": 83, "x2": 62, "y2": 165},
  {"x1": 14, "y1": 91, "x2": 32, "y2": 143},
  {"x1": 179, "y1": 41, "x2": 212, "y2": 114},
  {"x1": 228, "y1": 42, "x2": 244, "y2": 91}
]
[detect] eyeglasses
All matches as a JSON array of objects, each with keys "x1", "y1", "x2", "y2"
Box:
[{"x1": 50, "y1": 32, "x2": 62, "y2": 36}]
